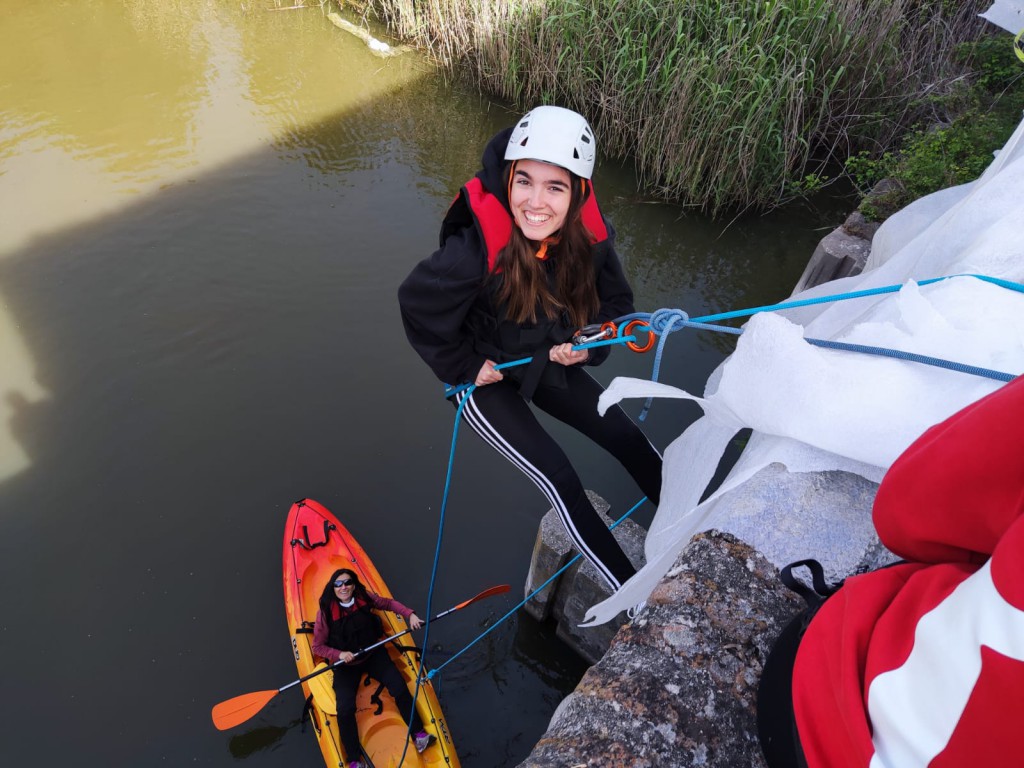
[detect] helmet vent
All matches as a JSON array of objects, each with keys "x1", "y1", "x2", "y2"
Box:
[{"x1": 519, "y1": 137, "x2": 529, "y2": 146}]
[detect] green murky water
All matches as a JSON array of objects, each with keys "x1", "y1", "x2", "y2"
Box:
[{"x1": 0, "y1": 2, "x2": 850, "y2": 765}]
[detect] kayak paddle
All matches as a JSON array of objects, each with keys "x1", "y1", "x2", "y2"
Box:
[{"x1": 211, "y1": 583, "x2": 510, "y2": 730}]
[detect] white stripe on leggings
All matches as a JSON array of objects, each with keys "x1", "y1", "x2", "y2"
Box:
[{"x1": 456, "y1": 390, "x2": 621, "y2": 590}]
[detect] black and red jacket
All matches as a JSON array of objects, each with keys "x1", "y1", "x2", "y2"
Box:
[
  {"x1": 790, "y1": 375, "x2": 1024, "y2": 767},
  {"x1": 398, "y1": 128, "x2": 636, "y2": 393}
]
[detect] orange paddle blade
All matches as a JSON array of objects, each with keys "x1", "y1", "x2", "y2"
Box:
[
  {"x1": 211, "y1": 689, "x2": 279, "y2": 731},
  {"x1": 454, "y1": 584, "x2": 510, "y2": 610}
]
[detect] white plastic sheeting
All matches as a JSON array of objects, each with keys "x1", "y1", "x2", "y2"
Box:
[
  {"x1": 583, "y1": 112, "x2": 1024, "y2": 625},
  {"x1": 980, "y1": 1, "x2": 1024, "y2": 34}
]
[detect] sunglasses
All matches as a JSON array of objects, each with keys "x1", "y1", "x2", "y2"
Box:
[{"x1": 333, "y1": 579, "x2": 355, "y2": 588}]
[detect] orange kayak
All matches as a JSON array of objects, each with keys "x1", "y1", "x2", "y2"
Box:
[{"x1": 283, "y1": 498, "x2": 460, "y2": 768}]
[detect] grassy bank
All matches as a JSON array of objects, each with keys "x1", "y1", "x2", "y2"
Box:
[
  {"x1": 356, "y1": 0, "x2": 1005, "y2": 215},
  {"x1": 846, "y1": 36, "x2": 1024, "y2": 221}
]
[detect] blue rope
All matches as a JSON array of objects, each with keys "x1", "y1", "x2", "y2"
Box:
[
  {"x1": 413, "y1": 270, "x2": 1021, "y2": 718},
  {"x1": 396, "y1": 392, "x2": 474, "y2": 766},
  {"x1": 448, "y1": 274, "x2": 1022, "y2": 419},
  {"x1": 425, "y1": 495, "x2": 649, "y2": 681},
  {"x1": 625, "y1": 273, "x2": 1023, "y2": 417},
  {"x1": 805, "y1": 339, "x2": 1017, "y2": 382},
  {"x1": 443, "y1": 335, "x2": 637, "y2": 399},
  {"x1": 686, "y1": 273, "x2": 1023, "y2": 324}
]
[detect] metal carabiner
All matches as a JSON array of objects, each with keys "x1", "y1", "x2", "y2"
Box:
[{"x1": 572, "y1": 321, "x2": 618, "y2": 346}]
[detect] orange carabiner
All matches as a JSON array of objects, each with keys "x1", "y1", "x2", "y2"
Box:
[
  {"x1": 600, "y1": 321, "x2": 618, "y2": 339},
  {"x1": 624, "y1": 319, "x2": 655, "y2": 353}
]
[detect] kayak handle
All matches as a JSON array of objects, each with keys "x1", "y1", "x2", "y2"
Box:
[{"x1": 290, "y1": 521, "x2": 336, "y2": 550}]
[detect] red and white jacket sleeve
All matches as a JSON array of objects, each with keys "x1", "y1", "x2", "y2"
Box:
[{"x1": 792, "y1": 375, "x2": 1024, "y2": 768}]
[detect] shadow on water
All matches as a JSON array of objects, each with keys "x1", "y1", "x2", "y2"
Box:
[{"x1": 229, "y1": 719, "x2": 301, "y2": 759}]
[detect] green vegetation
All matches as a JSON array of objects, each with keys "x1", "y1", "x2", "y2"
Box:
[
  {"x1": 846, "y1": 37, "x2": 1024, "y2": 220},
  {"x1": 357, "y1": 0, "x2": 1009, "y2": 216}
]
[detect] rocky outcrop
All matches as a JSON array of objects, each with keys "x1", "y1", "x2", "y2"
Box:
[
  {"x1": 518, "y1": 531, "x2": 802, "y2": 767},
  {"x1": 515, "y1": 192, "x2": 901, "y2": 766},
  {"x1": 525, "y1": 491, "x2": 647, "y2": 664},
  {"x1": 516, "y1": 462, "x2": 893, "y2": 765},
  {"x1": 791, "y1": 209, "x2": 878, "y2": 294},
  {"x1": 791, "y1": 180, "x2": 896, "y2": 294}
]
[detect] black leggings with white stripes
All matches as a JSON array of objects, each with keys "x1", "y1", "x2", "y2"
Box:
[{"x1": 454, "y1": 367, "x2": 662, "y2": 590}]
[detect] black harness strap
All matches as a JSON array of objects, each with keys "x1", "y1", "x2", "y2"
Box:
[
  {"x1": 363, "y1": 676, "x2": 387, "y2": 716},
  {"x1": 290, "y1": 520, "x2": 336, "y2": 550},
  {"x1": 757, "y1": 559, "x2": 843, "y2": 768},
  {"x1": 779, "y1": 559, "x2": 843, "y2": 628}
]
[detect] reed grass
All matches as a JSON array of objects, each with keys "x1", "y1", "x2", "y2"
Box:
[{"x1": 358, "y1": 0, "x2": 993, "y2": 214}]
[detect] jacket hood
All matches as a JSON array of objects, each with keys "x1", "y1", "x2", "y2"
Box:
[{"x1": 476, "y1": 127, "x2": 515, "y2": 211}]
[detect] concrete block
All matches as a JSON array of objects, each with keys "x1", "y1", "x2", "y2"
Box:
[
  {"x1": 551, "y1": 497, "x2": 647, "y2": 664},
  {"x1": 792, "y1": 226, "x2": 871, "y2": 294},
  {"x1": 523, "y1": 505, "x2": 575, "y2": 622}
]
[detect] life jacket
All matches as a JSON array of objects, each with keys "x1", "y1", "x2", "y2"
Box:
[
  {"x1": 457, "y1": 176, "x2": 609, "y2": 273},
  {"x1": 441, "y1": 176, "x2": 611, "y2": 400},
  {"x1": 326, "y1": 597, "x2": 384, "y2": 656}
]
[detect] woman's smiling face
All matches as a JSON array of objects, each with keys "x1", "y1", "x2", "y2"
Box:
[
  {"x1": 333, "y1": 573, "x2": 356, "y2": 598},
  {"x1": 508, "y1": 159, "x2": 572, "y2": 242}
]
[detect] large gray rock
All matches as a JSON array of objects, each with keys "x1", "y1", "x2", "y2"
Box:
[
  {"x1": 516, "y1": 531, "x2": 803, "y2": 768},
  {"x1": 552, "y1": 509, "x2": 646, "y2": 665},
  {"x1": 524, "y1": 503, "x2": 577, "y2": 622},
  {"x1": 791, "y1": 225, "x2": 871, "y2": 294},
  {"x1": 713, "y1": 463, "x2": 894, "y2": 585}
]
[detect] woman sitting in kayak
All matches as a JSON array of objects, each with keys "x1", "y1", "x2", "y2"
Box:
[{"x1": 312, "y1": 568, "x2": 435, "y2": 768}]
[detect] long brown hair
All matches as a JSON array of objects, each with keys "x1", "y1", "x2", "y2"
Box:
[{"x1": 493, "y1": 165, "x2": 599, "y2": 327}]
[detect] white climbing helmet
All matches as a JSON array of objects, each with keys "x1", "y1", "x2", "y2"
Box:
[{"x1": 504, "y1": 105, "x2": 597, "y2": 179}]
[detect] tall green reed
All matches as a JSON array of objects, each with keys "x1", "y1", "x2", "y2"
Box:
[{"x1": 360, "y1": 0, "x2": 992, "y2": 214}]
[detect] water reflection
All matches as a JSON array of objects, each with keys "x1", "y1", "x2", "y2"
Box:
[
  {"x1": 228, "y1": 720, "x2": 298, "y2": 758},
  {"x1": 0, "y1": 2, "x2": 203, "y2": 176}
]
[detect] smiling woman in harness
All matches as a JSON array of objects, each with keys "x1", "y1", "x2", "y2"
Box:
[
  {"x1": 398, "y1": 105, "x2": 663, "y2": 598},
  {"x1": 311, "y1": 569, "x2": 435, "y2": 768}
]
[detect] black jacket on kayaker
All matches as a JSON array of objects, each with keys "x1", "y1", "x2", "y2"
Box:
[
  {"x1": 398, "y1": 125, "x2": 635, "y2": 398},
  {"x1": 323, "y1": 597, "x2": 384, "y2": 657},
  {"x1": 312, "y1": 591, "x2": 412, "y2": 666}
]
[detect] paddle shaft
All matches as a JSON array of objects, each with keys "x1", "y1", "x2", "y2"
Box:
[
  {"x1": 280, "y1": 625, "x2": 413, "y2": 693},
  {"x1": 211, "y1": 583, "x2": 511, "y2": 731},
  {"x1": 283, "y1": 583, "x2": 509, "y2": 690}
]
